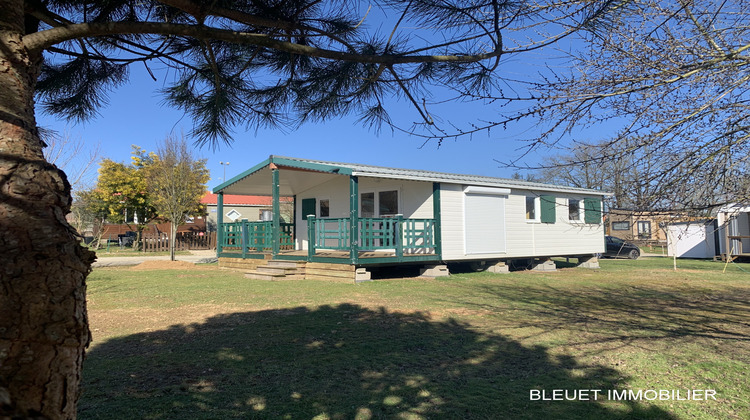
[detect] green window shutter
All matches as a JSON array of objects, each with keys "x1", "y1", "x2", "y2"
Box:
[
  {"x1": 584, "y1": 198, "x2": 602, "y2": 224},
  {"x1": 540, "y1": 195, "x2": 556, "y2": 224},
  {"x1": 301, "y1": 198, "x2": 316, "y2": 220}
]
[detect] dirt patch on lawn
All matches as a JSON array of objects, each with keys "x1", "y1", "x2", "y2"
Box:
[{"x1": 131, "y1": 260, "x2": 201, "y2": 270}]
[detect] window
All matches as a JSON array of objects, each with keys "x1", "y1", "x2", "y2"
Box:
[
  {"x1": 568, "y1": 199, "x2": 581, "y2": 221},
  {"x1": 612, "y1": 221, "x2": 630, "y2": 231},
  {"x1": 360, "y1": 190, "x2": 399, "y2": 217},
  {"x1": 637, "y1": 221, "x2": 652, "y2": 239},
  {"x1": 525, "y1": 196, "x2": 538, "y2": 221},
  {"x1": 226, "y1": 209, "x2": 242, "y2": 221},
  {"x1": 361, "y1": 192, "x2": 375, "y2": 218},
  {"x1": 319, "y1": 199, "x2": 330, "y2": 218},
  {"x1": 379, "y1": 190, "x2": 399, "y2": 216}
]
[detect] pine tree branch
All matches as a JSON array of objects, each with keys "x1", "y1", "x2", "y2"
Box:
[{"x1": 24, "y1": 21, "x2": 501, "y2": 64}]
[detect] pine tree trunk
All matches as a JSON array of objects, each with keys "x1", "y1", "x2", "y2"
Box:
[{"x1": 0, "y1": 2, "x2": 95, "y2": 418}]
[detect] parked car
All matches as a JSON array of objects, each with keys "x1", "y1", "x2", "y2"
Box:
[{"x1": 604, "y1": 236, "x2": 640, "y2": 259}]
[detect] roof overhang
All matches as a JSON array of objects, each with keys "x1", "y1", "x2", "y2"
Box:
[
  {"x1": 214, "y1": 155, "x2": 611, "y2": 198},
  {"x1": 213, "y1": 156, "x2": 350, "y2": 196}
]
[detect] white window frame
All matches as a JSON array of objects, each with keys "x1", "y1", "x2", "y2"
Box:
[
  {"x1": 525, "y1": 195, "x2": 540, "y2": 223},
  {"x1": 637, "y1": 220, "x2": 652, "y2": 239},
  {"x1": 568, "y1": 198, "x2": 583, "y2": 222},
  {"x1": 360, "y1": 188, "x2": 401, "y2": 217},
  {"x1": 226, "y1": 209, "x2": 242, "y2": 221}
]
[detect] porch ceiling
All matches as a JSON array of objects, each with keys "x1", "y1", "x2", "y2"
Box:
[{"x1": 219, "y1": 165, "x2": 343, "y2": 196}]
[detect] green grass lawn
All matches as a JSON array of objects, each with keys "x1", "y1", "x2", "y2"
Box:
[
  {"x1": 642, "y1": 245, "x2": 667, "y2": 254},
  {"x1": 80, "y1": 258, "x2": 750, "y2": 419}
]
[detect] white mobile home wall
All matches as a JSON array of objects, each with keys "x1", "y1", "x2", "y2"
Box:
[
  {"x1": 440, "y1": 184, "x2": 605, "y2": 260},
  {"x1": 293, "y1": 177, "x2": 605, "y2": 258}
]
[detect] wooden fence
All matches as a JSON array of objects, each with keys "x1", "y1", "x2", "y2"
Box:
[{"x1": 142, "y1": 231, "x2": 217, "y2": 252}]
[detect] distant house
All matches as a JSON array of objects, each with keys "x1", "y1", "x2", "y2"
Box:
[
  {"x1": 212, "y1": 156, "x2": 609, "y2": 280},
  {"x1": 607, "y1": 209, "x2": 695, "y2": 245},
  {"x1": 201, "y1": 192, "x2": 293, "y2": 231}
]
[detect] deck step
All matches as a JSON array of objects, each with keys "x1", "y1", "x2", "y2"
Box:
[
  {"x1": 244, "y1": 271, "x2": 306, "y2": 281},
  {"x1": 256, "y1": 266, "x2": 298, "y2": 275},
  {"x1": 244, "y1": 271, "x2": 286, "y2": 281},
  {"x1": 267, "y1": 260, "x2": 304, "y2": 269},
  {"x1": 246, "y1": 260, "x2": 306, "y2": 280}
]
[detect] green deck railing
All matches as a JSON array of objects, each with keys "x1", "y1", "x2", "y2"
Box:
[
  {"x1": 309, "y1": 216, "x2": 436, "y2": 253},
  {"x1": 402, "y1": 218, "x2": 435, "y2": 251},
  {"x1": 220, "y1": 216, "x2": 435, "y2": 259},
  {"x1": 310, "y1": 217, "x2": 351, "y2": 251},
  {"x1": 360, "y1": 218, "x2": 397, "y2": 249},
  {"x1": 220, "y1": 220, "x2": 294, "y2": 254}
]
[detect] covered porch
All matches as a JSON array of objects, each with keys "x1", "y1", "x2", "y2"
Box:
[{"x1": 214, "y1": 156, "x2": 442, "y2": 266}]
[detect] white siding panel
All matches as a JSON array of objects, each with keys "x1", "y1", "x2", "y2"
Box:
[
  {"x1": 503, "y1": 192, "x2": 605, "y2": 257},
  {"x1": 440, "y1": 184, "x2": 466, "y2": 259},
  {"x1": 441, "y1": 185, "x2": 605, "y2": 260}
]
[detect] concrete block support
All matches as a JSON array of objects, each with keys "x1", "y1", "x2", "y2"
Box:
[
  {"x1": 487, "y1": 261, "x2": 510, "y2": 274},
  {"x1": 355, "y1": 267, "x2": 372, "y2": 282},
  {"x1": 531, "y1": 258, "x2": 557, "y2": 272},
  {"x1": 577, "y1": 255, "x2": 600, "y2": 269},
  {"x1": 420, "y1": 264, "x2": 450, "y2": 277}
]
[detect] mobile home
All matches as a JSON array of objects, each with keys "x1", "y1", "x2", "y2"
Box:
[
  {"x1": 716, "y1": 203, "x2": 750, "y2": 260},
  {"x1": 214, "y1": 156, "x2": 607, "y2": 280}
]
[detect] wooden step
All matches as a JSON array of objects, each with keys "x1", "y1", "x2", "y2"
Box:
[
  {"x1": 267, "y1": 260, "x2": 304, "y2": 268},
  {"x1": 244, "y1": 271, "x2": 286, "y2": 281},
  {"x1": 256, "y1": 266, "x2": 298, "y2": 275}
]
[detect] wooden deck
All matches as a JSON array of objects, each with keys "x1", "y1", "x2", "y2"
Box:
[
  {"x1": 219, "y1": 248, "x2": 439, "y2": 265},
  {"x1": 280, "y1": 249, "x2": 437, "y2": 259}
]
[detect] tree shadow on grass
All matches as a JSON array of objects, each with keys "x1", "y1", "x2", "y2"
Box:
[
  {"x1": 79, "y1": 304, "x2": 675, "y2": 419},
  {"x1": 451, "y1": 283, "x2": 750, "y2": 351}
]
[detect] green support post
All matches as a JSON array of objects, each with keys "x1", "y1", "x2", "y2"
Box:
[
  {"x1": 241, "y1": 219, "x2": 248, "y2": 259},
  {"x1": 217, "y1": 192, "x2": 224, "y2": 255},
  {"x1": 307, "y1": 215, "x2": 316, "y2": 259},
  {"x1": 292, "y1": 195, "x2": 297, "y2": 247},
  {"x1": 395, "y1": 214, "x2": 404, "y2": 261},
  {"x1": 432, "y1": 183, "x2": 442, "y2": 258},
  {"x1": 272, "y1": 168, "x2": 280, "y2": 256},
  {"x1": 349, "y1": 176, "x2": 359, "y2": 264}
]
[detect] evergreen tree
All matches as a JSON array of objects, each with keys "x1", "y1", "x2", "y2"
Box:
[{"x1": 0, "y1": 1, "x2": 616, "y2": 417}]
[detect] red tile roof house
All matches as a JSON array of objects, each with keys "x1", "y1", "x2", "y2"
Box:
[{"x1": 201, "y1": 192, "x2": 293, "y2": 232}]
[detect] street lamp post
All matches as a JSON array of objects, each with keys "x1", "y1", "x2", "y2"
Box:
[{"x1": 220, "y1": 161, "x2": 230, "y2": 182}]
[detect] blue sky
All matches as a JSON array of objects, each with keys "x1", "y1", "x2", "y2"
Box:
[
  {"x1": 36, "y1": 67, "x2": 557, "y2": 192},
  {"x1": 35, "y1": 13, "x2": 596, "y2": 192}
]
